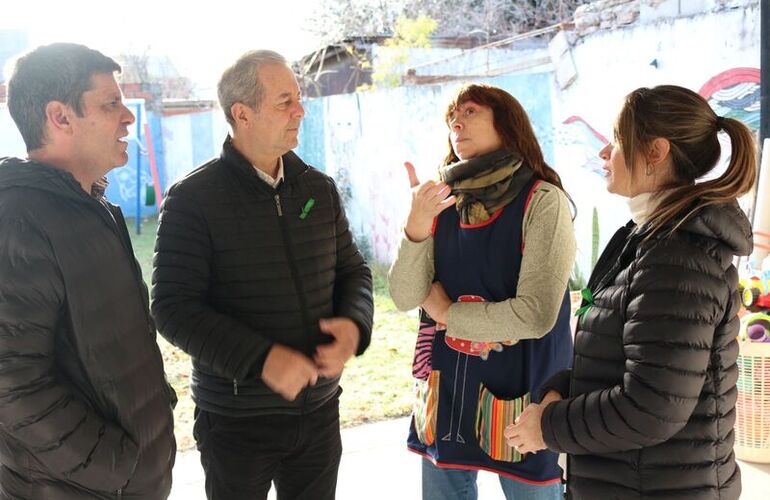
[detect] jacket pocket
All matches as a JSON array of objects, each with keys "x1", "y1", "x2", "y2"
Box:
[
  {"x1": 413, "y1": 370, "x2": 440, "y2": 445},
  {"x1": 475, "y1": 385, "x2": 529, "y2": 463}
]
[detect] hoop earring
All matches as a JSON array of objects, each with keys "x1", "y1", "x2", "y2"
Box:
[{"x1": 645, "y1": 163, "x2": 654, "y2": 176}]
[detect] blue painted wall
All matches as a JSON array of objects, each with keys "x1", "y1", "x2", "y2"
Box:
[
  {"x1": 147, "y1": 111, "x2": 168, "y2": 194},
  {"x1": 295, "y1": 98, "x2": 326, "y2": 172},
  {"x1": 191, "y1": 111, "x2": 215, "y2": 167},
  {"x1": 105, "y1": 100, "x2": 157, "y2": 219},
  {"x1": 482, "y1": 73, "x2": 554, "y2": 166}
]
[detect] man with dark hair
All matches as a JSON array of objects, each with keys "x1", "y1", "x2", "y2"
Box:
[
  {"x1": 152, "y1": 49, "x2": 374, "y2": 500},
  {"x1": 0, "y1": 43, "x2": 176, "y2": 500}
]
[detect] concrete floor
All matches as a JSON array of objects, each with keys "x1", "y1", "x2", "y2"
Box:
[{"x1": 169, "y1": 417, "x2": 770, "y2": 500}]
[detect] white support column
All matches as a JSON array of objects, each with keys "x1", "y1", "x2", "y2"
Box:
[{"x1": 753, "y1": 138, "x2": 770, "y2": 264}]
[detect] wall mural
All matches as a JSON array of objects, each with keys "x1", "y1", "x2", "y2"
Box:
[
  {"x1": 699, "y1": 67, "x2": 760, "y2": 132},
  {"x1": 560, "y1": 115, "x2": 610, "y2": 178},
  {"x1": 110, "y1": 160, "x2": 154, "y2": 206},
  {"x1": 557, "y1": 67, "x2": 760, "y2": 182},
  {"x1": 104, "y1": 101, "x2": 159, "y2": 220}
]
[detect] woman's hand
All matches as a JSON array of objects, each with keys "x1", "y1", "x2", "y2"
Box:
[
  {"x1": 404, "y1": 162, "x2": 456, "y2": 242},
  {"x1": 421, "y1": 281, "x2": 452, "y2": 325},
  {"x1": 504, "y1": 390, "x2": 562, "y2": 454}
]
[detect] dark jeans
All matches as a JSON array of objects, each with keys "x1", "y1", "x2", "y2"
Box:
[{"x1": 193, "y1": 396, "x2": 342, "y2": 500}]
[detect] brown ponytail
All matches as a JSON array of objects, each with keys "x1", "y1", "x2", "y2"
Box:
[{"x1": 615, "y1": 85, "x2": 757, "y2": 237}]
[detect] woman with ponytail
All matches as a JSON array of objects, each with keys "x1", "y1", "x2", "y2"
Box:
[
  {"x1": 389, "y1": 83, "x2": 575, "y2": 499},
  {"x1": 505, "y1": 85, "x2": 757, "y2": 500}
]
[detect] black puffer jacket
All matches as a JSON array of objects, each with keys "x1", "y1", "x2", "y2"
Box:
[
  {"x1": 541, "y1": 202, "x2": 751, "y2": 500},
  {"x1": 0, "y1": 158, "x2": 176, "y2": 500},
  {"x1": 152, "y1": 138, "x2": 373, "y2": 417}
]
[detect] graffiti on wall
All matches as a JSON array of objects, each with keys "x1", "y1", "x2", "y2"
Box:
[
  {"x1": 365, "y1": 164, "x2": 403, "y2": 265},
  {"x1": 110, "y1": 159, "x2": 154, "y2": 205},
  {"x1": 100, "y1": 100, "x2": 159, "y2": 219},
  {"x1": 699, "y1": 67, "x2": 760, "y2": 185},
  {"x1": 559, "y1": 115, "x2": 609, "y2": 178},
  {"x1": 699, "y1": 67, "x2": 760, "y2": 132},
  {"x1": 558, "y1": 67, "x2": 760, "y2": 179}
]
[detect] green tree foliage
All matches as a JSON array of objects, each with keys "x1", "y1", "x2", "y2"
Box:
[
  {"x1": 360, "y1": 16, "x2": 438, "y2": 90},
  {"x1": 389, "y1": 15, "x2": 437, "y2": 48}
]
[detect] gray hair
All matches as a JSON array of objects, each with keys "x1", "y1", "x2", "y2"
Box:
[
  {"x1": 7, "y1": 43, "x2": 121, "y2": 151},
  {"x1": 217, "y1": 50, "x2": 288, "y2": 126}
]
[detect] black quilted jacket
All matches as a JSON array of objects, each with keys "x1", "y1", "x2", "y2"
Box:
[
  {"x1": 540, "y1": 202, "x2": 752, "y2": 500},
  {"x1": 152, "y1": 138, "x2": 373, "y2": 417},
  {"x1": 0, "y1": 158, "x2": 176, "y2": 500}
]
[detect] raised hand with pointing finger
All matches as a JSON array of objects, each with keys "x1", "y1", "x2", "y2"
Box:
[{"x1": 403, "y1": 161, "x2": 456, "y2": 242}]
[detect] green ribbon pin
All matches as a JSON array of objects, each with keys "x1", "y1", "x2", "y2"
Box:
[
  {"x1": 299, "y1": 198, "x2": 315, "y2": 220},
  {"x1": 574, "y1": 287, "x2": 594, "y2": 321}
]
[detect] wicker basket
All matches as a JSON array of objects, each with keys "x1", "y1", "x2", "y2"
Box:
[{"x1": 735, "y1": 341, "x2": 770, "y2": 463}]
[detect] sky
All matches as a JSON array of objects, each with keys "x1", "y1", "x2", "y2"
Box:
[{"x1": 2, "y1": 0, "x2": 323, "y2": 98}]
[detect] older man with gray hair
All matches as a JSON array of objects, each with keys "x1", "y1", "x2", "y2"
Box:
[{"x1": 152, "y1": 50, "x2": 373, "y2": 500}]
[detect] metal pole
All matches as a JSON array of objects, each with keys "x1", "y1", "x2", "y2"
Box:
[{"x1": 749, "y1": 0, "x2": 770, "y2": 255}]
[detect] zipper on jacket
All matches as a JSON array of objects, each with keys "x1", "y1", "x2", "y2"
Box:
[
  {"x1": 233, "y1": 378, "x2": 239, "y2": 395},
  {"x1": 116, "y1": 488, "x2": 123, "y2": 499},
  {"x1": 273, "y1": 188, "x2": 313, "y2": 362}
]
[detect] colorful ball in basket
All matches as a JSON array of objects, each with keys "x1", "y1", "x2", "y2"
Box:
[
  {"x1": 739, "y1": 313, "x2": 770, "y2": 342},
  {"x1": 747, "y1": 323, "x2": 770, "y2": 342}
]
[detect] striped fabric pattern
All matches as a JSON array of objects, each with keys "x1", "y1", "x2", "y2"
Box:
[
  {"x1": 414, "y1": 371, "x2": 441, "y2": 445},
  {"x1": 475, "y1": 386, "x2": 530, "y2": 463},
  {"x1": 412, "y1": 313, "x2": 436, "y2": 380}
]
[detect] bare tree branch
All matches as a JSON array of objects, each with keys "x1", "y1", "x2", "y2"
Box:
[{"x1": 303, "y1": 0, "x2": 592, "y2": 42}]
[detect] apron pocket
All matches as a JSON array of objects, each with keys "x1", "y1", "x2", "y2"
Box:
[
  {"x1": 413, "y1": 370, "x2": 440, "y2": 445},
  {"x1": 475, "y1": 385, "x2": 530, "y2": 463}
]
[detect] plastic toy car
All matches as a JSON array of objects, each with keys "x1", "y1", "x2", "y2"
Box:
[{"x1": 739, "y1": 270, "x2": 770, "y2": 311}]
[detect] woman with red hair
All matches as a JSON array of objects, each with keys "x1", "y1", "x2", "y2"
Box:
[{"x1": 390, "y1": 83, "x2": 576, "y2": 499}]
